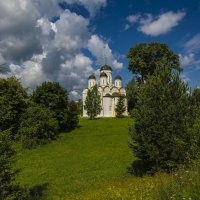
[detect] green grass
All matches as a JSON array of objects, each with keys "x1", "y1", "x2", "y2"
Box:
[
  {"x1": 15, "y1": 117, "x2": 200, "y2": 199},
  {"x1": 15, "y1": 118, "x2": 136, "y2": 199}
]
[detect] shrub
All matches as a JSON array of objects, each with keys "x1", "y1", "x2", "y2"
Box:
[{"x1": 19, "y1": 105, "x2": 59, "y2": 149}]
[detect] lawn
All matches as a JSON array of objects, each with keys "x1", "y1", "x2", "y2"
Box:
[{"x1": 15, "y1": 117, "x2": 139, "y2": 199}]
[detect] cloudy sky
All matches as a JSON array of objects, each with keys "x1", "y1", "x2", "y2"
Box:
[{"x1": 0, "y1": 0, "x2": 200, "y2": 99}]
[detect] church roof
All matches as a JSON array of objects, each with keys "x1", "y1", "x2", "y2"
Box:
[
  {"x1": 100, "y1": 65, "x2": 112, "y2": 71},
  {"x1": 115, "y1": 75, "x2": 122, "y2": 80},
  {"x1": 100, "y1": 72, "x2": 107, "y2": 77},
  {"x1": 88, "y1": 75, "x2": 96, "y2": 80}
]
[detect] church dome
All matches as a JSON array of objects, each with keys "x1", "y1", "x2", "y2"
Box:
[
  {"x1": 88, "y1": 75, "x2": 96, "y2": 80},
  {"x1": 100, "y1": 65, "x2": 112, "y2": 71},
  {"x1": 115, "y1": 75, "x2": 122, "y2": 80},
  {"x1": 100, "y1": 72, "x2": 107, "y2": 77}
]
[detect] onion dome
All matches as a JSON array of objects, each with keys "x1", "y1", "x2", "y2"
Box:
[
  {"x1": 100, "y1": 65, "x2": 112, "y2": 71},
  {"x1": 115, "y1": 75, "x2": 122, "y2": 80},
  {"x1": 100, "y1": 72, "x2": 108, "y2": 77},
  {"x1": 88, "y1": 75, "x2": 96, "y2": 80}
]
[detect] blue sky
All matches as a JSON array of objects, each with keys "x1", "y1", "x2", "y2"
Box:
[{"x1": 0, "y1": 0, "x2": 199, "y2": 99}]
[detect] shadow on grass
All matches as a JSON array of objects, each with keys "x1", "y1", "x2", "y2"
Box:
[
  {"x1": 29, "y1": 183, "x2": 48, "y2": 200},
  {"x1": 128, "y1": 159, "x2": 151, "y2": 177}
]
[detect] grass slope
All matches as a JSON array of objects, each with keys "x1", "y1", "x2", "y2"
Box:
[{"x1": 15, "y1": 118, "x2": 136, "y2": 199}]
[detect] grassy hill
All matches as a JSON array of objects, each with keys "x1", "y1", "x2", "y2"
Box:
[
  {"x1": 15, "y1": 118, "x2": 136, "y2": 199},
  {"x1": 15, "y1": 118, "x2": 200, "y2": 199}
]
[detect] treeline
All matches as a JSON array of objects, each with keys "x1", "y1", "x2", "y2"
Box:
[
  {"x1": 0, "y1": 78, "x2": 80, "y2": 199},
  {"x1": 0, "y1": 78, "x2": 79, "y2": 149},
  {"x1": 126, "y1": 42, "x2": 200, "y2": 174}
]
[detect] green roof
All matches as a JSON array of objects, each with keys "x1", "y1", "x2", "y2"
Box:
[
  {"x1": 115, "y1": 75, "x2": 122, "y2": 80},
  {"x1": 100, "y1": 65, "x2": 112, "y2": 71},
  {"x1": 88, "y1": 75, "x2": 96, "y2": 80},
  {"x1": 100, "y1": 72, "x2": 107, "y2": 77}
]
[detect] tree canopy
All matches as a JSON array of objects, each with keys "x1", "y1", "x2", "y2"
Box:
[
  {"x1": 32, "y1": 82, "x2": 69, "y2": 131},
  {"x1": 127, "y1": 42, "x2": 182, "y2": 83},
  {"x1": 115, "y1": 95, "x2": 126, "y2": 118}
]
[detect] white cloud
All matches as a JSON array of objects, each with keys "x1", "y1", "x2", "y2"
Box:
[
  {"x1": 184, "y1": 33, "x2": 200, "y2": 53},
  {"x1": 138, "y1": 11, "x2": 186, "y2": 36},
  {"x1": 87, "y1": 35, "x2": 123, "y2": 69},
  {"x1": 179, "y1": 53, "x2": 195, "y2": 67},
  {"x1": 125, "y1": 11, "x2": 186, "y2": 36},
  {"x1": 0, "y1": 0, "x2": 123, "y2": 99}
]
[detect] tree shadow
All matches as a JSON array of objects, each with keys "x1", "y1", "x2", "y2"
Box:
[
  {"x1": 128, "y1": 159, "x2": 151, "y2": 177},
  {"x1": 29, "y1": 183, "x2": 48, "y2": 200}
]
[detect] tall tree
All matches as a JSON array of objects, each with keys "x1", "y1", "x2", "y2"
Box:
[
  {"x1": 130, "y1": 67, "x2": 191, "y2": 173},
  {"x1": 126, "y1": 78, "x2": 138, "y2": 113},
  {"x1": 127, "y1": 42, "x2": 182, "y2": 83},
  {"x1": 115, "y1": 95, "x2": 126, "y2": 118},
  {"x1": 84, "y1": 85, "x2": 102, "y2": 119},
  {"x1": 32, "y1": 82, "x2": 69, "y2": 131}
]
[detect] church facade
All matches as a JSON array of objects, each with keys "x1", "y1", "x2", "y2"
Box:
[{"x1": 82, "y1": 65, "x2": 128, "y2": 117}]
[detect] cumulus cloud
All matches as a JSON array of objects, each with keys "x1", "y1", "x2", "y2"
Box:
[
  {"x1": 125, "y1": 11, "x2": 186, "y2": 36},
  {"x1": 0, "y1": 0, "x2": 123, "y2": 99},
  {"x1": 179, "y1": 53, "x2": 195, "y2": 67},
  {"x1": 87, "y1": 35, "x2": 123, "y2": 69}
]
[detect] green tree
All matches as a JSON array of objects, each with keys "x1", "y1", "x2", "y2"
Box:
[
  {"x1": 126, "y1": 78, "x2": 138, "y2": 113},
  {"x1": 127, "y1": 42, "x2": 182, "y2": 83},
  {"x1": 115, "y1": 95, "x2": 126, "y2": 118},
  {"x1": 84, "y1": 85, "x2": 102, "y2": 119},
  {"x1": 19, "y1": 104, "x2": 59, "y2": 149},
  {"x1": 32, "y1": 82, "x2": 69, "y2": 131},
  {"x1": 0, "y1": 77, "x2": 28, "y2": 135},
  {"x1": 65, "y1": 100, "x2": 79, "y2": 130},
  {"x1": 130, "y1": 67, "x2": 191, "y2": 173}
]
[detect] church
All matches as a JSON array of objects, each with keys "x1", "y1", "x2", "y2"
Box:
[{"x1": 82, "y1": 64, "x2": 128, "y2": 117}]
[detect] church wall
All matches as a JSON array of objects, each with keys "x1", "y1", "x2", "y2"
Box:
[{"x1": 103, "y1": 97, "x2": 112, "y2": 117}]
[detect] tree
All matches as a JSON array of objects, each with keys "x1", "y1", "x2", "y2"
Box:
[
  {"x1": 65, "y1": 101, "x2": 79, "y2": 130},
  {"x1": 127, "y1": 42, "x2": 182, "y2": 83},
  {"x1": 130, "y1": 67, "x2": 191, "y2": 173},
  {"x1": 18, "y1": 104, "x2": 59, "y2": 149},
  {"x1": 126, "y1": 78, "x2": 138, "y2": 113},
  {"x1": 115, "y1": 95, "x2": 126, "y2": 118},
  {"x1": 32, "y1": 82, "x2": 69, "y2": 131},
  {"x1": 84, "y1": 85, "x2": 102, "y2": 119},
  {"x1": 0, "y1": 77, "x2": 28, "y2": 135}
]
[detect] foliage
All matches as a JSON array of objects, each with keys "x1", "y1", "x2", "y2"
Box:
[
  {"x1": 18, "y1": 104, "x2": 59, "y2": 149},
  {"x1": 0, "y1": 77, "x2": 28, "y2": 135},
  {"x1": 130, "y1": 67, "x2": 191, "y2": 173},
  {"x1": 191, "y1": 87, "x2": 200, "y2": 107},
  {"x1": 127, "y1": 42, "x2": 182, "y2": 83},
  {"x1": 32, "y1": 81, "x2": 69, "y2": 131},
  {"x1": 115, "y1": 95, "x2": 126, "y2": 118},
  {"x1": 66, "y1": 100, "x2": 79, "y2": 130},
  {"x1": 77, "y1": 99, "x2": 83, "y2": 116},
  {"x1": 125, "y1": 78, "x2": 138, "y2": 113},
  {"x1": 0, "y1": 130, "x2": 29, "y2": 200},
  {"x1": 84, "y1": 85, "x2": 102, "y2": 119}
]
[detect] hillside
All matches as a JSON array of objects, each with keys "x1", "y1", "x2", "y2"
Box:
[{"x1": 15, "y1": 118, "x2": 136, "y2": 199}]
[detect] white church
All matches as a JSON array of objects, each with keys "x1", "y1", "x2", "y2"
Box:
[{"x1": 82, "y1": 64, "x2": 128, "y2": 117}]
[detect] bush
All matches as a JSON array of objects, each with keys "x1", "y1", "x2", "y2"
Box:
[
  {"x1": 19, "y1": 105, "x2": 59, "y2": 149},
  {"x1": 0, "y1": 77, "x2": 28, "y2": 136}
]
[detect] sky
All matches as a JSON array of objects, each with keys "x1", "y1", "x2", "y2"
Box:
[{"x1": 0, "y1": 0, "x2": 200, "y2": 99}]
